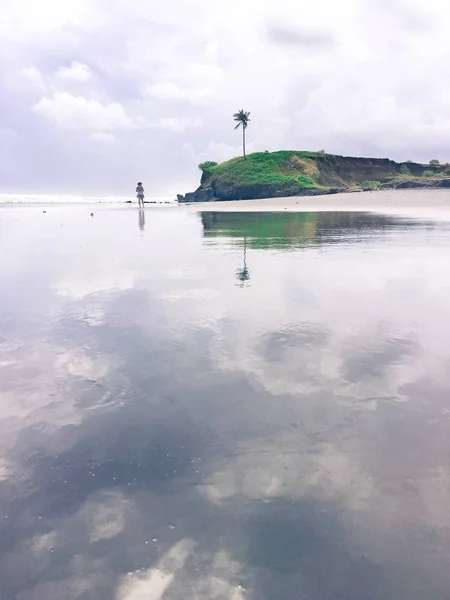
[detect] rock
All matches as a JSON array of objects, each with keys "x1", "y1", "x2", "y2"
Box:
[
  {"x1": 176, "y1": 194, "x2": 185, "y2": 203},
  {"x1": 181, "y1": 187, "x2": 216, "y2": 202},
  {"x1": 392, "y1": 179, "x2": 438, "y2": 189},
  {"x1": 197, "y1": 188, "x2": 216, "y2": 201}
]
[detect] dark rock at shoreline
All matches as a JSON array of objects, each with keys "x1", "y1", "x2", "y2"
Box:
[
  {"x1": 382, "y1": 178, "x2": 450, "y2": 190},
  {"x1": 183, "y1": 187, "x2": 216, "y2": 203},
  {"x1": 177, "y1": 183, "x2": 344, "y2": 203}
]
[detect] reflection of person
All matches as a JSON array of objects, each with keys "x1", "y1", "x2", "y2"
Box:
[
  {"x1": 139, "y1": 209, "x2": 145, "y2": 231},
  {"x1": 136, "y1": 182, "x2": 145, "y2": 208}
]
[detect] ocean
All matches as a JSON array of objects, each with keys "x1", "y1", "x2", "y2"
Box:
[{"x1": 0, "y1": 193, "x2": 177, "y2": 205}]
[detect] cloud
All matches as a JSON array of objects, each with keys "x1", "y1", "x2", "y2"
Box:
[
  {"x1": 34, "y1": 92, "x2": 136, "y2": 132},
  {"x1": 2, "y1": 0, "x2": 450, "y2": 194},
  {"x1": 267, "y1": 25, "x2": 334, "y2": 47},
  {"x1": 0, "y1": 0, "x2": 96, "y2": 43},
  {"x1": 145, "y1": 82, "x2": 214, "y2": 103},
  {"x1": 91, "y1": 131, "x2": 115, "y2": 143},
  {"x1": 155, "y1": 116, "x2": 203, "y2": 133},
  {"x1": 55, "y1": 61, "x2": 94, "y2": 82},
  {"x1": 20, "y1": 66, "x2": 46, "y2": 90}
]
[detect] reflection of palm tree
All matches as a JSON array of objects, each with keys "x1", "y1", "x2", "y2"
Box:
[{"x1": 236, "y1": 237, "x2": 250, "y2": 286}]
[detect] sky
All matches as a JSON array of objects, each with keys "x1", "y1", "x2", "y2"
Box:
[{"x1": 1, "y1": 0, "x2": 450, "y2": 196}]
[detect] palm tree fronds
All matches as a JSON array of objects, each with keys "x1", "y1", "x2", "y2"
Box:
[{"x1": 233, "y1": 109, "x2": 250, "y2": 157}]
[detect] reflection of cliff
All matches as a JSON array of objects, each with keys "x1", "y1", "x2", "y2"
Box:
[{"x1": 201, "y1": 212, "x2": 422, "y2": 249}]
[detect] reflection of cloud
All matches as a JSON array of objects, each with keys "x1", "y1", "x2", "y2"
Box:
[
  {"x1": 341, "y1": 335, "x2": 416, "y2": 383},
  {"x1": 116, "y1": 539, "x2": 195, "y2": 600},
  {"x1": 81, "y1": 491, "x2": 130, "y2": 542},
  {"x1": 193, "y1": 576, "x2": 245, "y2": 600},
  {"x1": 0, "y1": 340, "x2": 115, "y2": 423},
  {"x1": 53, "y1": 275, "x2": 136, "y2": 299},
  {"x1": 55, "y1": 347, "x2": 112, "y2": 380},
  {"x1": 160, "y1": 288, "x2": 219, "y2": 302},
  {"x1": 31, "y1": 531, "x2": 57, "y2": 553},
  {"x1": 1, "y1": 210, "x2": 450, "y2": 599},
  {"x1": 200, "y1": 434, "x2": 374, "y2": 513},
  {"x1": 0, "y1": 457, "x2": 12, "y2": 481},
  {"x1": 116, "y1": 541, "x2": 247, "y2": 600}
]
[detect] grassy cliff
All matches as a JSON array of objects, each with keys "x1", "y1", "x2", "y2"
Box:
[{"x1": 179, "y1": 151, "x2": 450, "y2": 202}]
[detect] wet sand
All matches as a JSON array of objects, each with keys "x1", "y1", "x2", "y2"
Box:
[
  {"x1": 185, "y1": 188, "x2": 450, "y2": 219},
  {"x1": 1, "y1": 207, "x2": 450, "y2": 599}
]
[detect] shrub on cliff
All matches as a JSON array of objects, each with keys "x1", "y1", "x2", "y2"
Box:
[
  {"x1": 423, "y1": 169, "x2": 444, "y2": 178},
  {"x1": 400, "y1": 164, "x2": 411, "y2": 176},
  {"x1": 361, "y1": 180, "x2": 381, "y2": 190},
  {"x1": 199, "y1": 161, "x2": 218, "y2": 172}
]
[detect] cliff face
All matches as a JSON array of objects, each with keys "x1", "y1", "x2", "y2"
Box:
[{"x1": 178, "y1": 152, "x2": 450, "y2": 202}]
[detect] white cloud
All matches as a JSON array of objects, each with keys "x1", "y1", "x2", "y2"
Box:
[
  {"x1": 4, "y1": 0, "x2": 450, "y2": 193},
  {"x1": 56, "y1": 61, "x2": 94, "y2": 82},
  {"x1": 34, "y1": 92, "x2": 136, "y2": 132},
  {"x1": 20, "y1": 66, "x2": 46, "y2": 90},
  {"x1": 204, "y1": 141, "x2": 246, "y2": 162},
  {"x1": 145, "y1": 82, "x2": 214, "y2": 103},
  {"x1": 156, "y1": 116, "x2": 203, "y2": 133},
  {"x1": 91, "y1": 131, "x2": 115, "y2": 143},
  {"x1": 0, "y1": 0, "x2": 96, "y2": 42}
]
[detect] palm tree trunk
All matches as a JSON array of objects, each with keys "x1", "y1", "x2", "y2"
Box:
[{"x1": 243, "y1": 126, "x2": 246, "y2": 158}]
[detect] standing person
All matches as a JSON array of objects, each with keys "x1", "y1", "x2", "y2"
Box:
[{"x1": 136, "y1": 182, "x2": 145, "y2": 208}]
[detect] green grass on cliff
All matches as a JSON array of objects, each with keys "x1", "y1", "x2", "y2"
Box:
[
  {"x1": 197, "y1": 151, "x2": 450, "y2": 198},
  {"x1": 188, "y1": 151, "x2": 450, "y2": 204},
  {"x1": 199, "y1": 151, "x2": 325, "y2": 188}
]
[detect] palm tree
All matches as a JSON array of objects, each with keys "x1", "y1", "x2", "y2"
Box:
[{"x1": 233, "y1": 110, "x2": 250, "y2": 158}]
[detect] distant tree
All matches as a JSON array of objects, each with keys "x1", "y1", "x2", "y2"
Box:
[
  {"x1": 430, "y1": 159, "x2": 440, "y2": 165},
  {"x1": 233, "y1": 110, "x2": 251, "y2": 158}
]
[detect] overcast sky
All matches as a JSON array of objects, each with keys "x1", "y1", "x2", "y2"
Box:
[{"x1": 1, "y1": 0, "x2": 450, "y2": 196}]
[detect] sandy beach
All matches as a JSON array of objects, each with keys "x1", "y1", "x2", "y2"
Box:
[{"x1": 184, "y1": 188, "x2": 450, "y2": 219}]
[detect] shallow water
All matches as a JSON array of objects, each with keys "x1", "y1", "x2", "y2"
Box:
[{"x1": 1, "y1": 206, "x2": 450, "y2": 600}]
